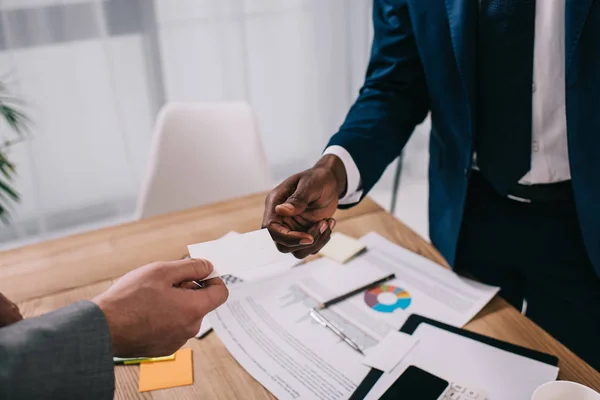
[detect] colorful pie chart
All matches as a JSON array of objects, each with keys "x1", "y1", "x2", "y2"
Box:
[{"x1": 364, "y1": 284, "x2": 411, "y2": 313}]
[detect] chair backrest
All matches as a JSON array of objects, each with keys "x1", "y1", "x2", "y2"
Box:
[{"x1": 135, "y1": 102, "x2": 272, "y2": 219}]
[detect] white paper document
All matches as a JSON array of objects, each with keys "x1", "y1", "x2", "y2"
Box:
[
  {"x1": 209, "y1": 264, "x2": 373, "y2": 400},
  {"x1": 297, "y1": 233, "x2": 499, "y2": 340},
  {"x1": 196, "y1": 274, "x2": 245, "y2": 337},
  {"x1": 188, "y1": 229, "x2": 294, "y2": 280},
  {"x1": 209, "y1": 232, "x2": 501, "y2": 399},
  {"x1": 364, "y1": 323, "x2": 559, "y2": 399},
  {"x1": 361, "y1": 331, "x2": 419, "y2": 372},
  {"x1": 196, "y1": 260, "x2": 299, "y2": 338},
  {"x1": 361, "y1": 233, "x2": 499, "y2": 327},
  {"x1": 196, "y1": 231, "x2": 300, "y2": 338}
]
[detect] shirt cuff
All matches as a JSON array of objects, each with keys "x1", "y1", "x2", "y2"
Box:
[{"x1": 323, "y1": 145, "x2": 363, "y2": 205}]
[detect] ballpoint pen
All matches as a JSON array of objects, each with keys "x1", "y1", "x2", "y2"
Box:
[
  {"x1": 309, "y1": 308, "x2": 364, "y2": 355},
  {"x1": 315, "y1": 273, "x2": 395, "y2": 310}
]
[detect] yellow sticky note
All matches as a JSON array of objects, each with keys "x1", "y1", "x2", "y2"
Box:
[
  {"x1": 319, "y1": 232, "x2": 366, "y2": 263},
  {"x1": 138, "y1": 348, "x2": 193, "y2": 392}
]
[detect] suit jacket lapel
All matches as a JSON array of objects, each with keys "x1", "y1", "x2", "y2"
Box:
[
  {"x1": 445, "y1": 0, "x2": 478, "y2": 126},
  {"x1": 565, "y1": 0, "x2": 595, "y2": 82}
]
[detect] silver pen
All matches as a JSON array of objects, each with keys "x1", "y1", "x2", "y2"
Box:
[{"x1": 309, "y1": 308, "x2": 364, "y2": 355}]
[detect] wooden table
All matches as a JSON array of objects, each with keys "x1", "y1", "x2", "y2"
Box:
[{"x1": 1, "y1": 193, "x2": 599, "y2": 399}]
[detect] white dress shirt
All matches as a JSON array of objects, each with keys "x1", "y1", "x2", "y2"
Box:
[{"x1": 327, "y1": 0, "x2": 570, "y2": 204}]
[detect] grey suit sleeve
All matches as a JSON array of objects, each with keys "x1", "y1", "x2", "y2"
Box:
[{"x1": 0, "y1": 300, "x2": 115, "y2": 400}]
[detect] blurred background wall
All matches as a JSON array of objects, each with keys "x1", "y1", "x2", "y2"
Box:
[{"x1": 0, "y1": 0, "x2": 430, "y2": 249}]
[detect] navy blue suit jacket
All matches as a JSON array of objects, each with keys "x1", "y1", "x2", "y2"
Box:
[{"x1": 328, "y1": 0, "x2": 600, "y2": 275}]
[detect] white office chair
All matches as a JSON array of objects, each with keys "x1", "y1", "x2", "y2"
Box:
[{"x1": 135, "y1": 102, "x2": 272, "y2": 219}]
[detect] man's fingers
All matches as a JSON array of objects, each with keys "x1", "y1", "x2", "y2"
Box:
[
  {"x1": 162, "y1": 258, "x2": 214, "y2": 284},
  {"x1": 284, "y1": 221, "x2": 326, "y2": 257},
  {"x1": 179, "y1": 281, "x2": 201, "y2": 290},
  {"x1": 329, "y1": 218, "x2": 336, "y2": 231},
  {"x1": 292, "y1": 221, "x2": 334, "y2": 259},
  {"x1": 268, "y1": 222, "x2": 314, "y2": 247},
  {"x1": 269, "y1": 218, "x2": 331, "y2": 253},
  {"x1": 306, "y1": 219, "x2": 327, "y2": 239},
  {"x1": 265, "y1": 175, "x2": 299, "y2": 218},
  {"x1": 276, "y1": 243, "x2": 296, "y2": 254},
  {"x1": 275, "y1": 176, "x2": 320, "y2": 217},
  {"x1": 282, "y1": 216, "x2": 309, "y2": 231},
  {"x1": 293, "y1": 233, "x2": 331, "y2": 259},
  {"x1": 312, "y1": 229, "x2": 333, "y2": 255},
  {"x1": 191, "y1": 280, "x2": 229, "y2": 316},
  {"x1": 201, "y1": 276, "x2": 226, "y2": 288}
]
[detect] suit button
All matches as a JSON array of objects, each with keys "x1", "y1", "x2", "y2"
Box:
[{"x1": 464, "y1": 168, "x2": 468, "y2": 177}]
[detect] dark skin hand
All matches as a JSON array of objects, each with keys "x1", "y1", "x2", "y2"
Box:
[
  {"x1": 0, "y1": 292, "x2": 23, "y2": 328},
  {"x1": 262, "y1": 154, "x2": 347, "y2": 259}
]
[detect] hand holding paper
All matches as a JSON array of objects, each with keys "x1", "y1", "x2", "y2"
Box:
[{"x1": 93, "y1": 259, "x2": 228, "y2": 357}]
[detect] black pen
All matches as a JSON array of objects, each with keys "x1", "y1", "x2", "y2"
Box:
[{"x1": 315, "y1": 273, "x2": 396, "y2": 310}]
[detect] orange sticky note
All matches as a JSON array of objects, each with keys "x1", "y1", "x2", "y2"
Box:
[{"x1": 138, "y1": 348, "x2": 193, "y2": 392}]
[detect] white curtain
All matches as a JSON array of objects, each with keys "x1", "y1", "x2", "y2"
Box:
[{"x1": 0, "y1": 0, "x2": 374, "y2": 248}]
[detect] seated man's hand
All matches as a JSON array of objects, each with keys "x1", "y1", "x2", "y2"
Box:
[
  {"x1": 0, "y1": 292, "x2": 23, "y2": 328},
  {"x1": 93, "y1": 258, "x2": 228, "y2": 358},
  {"x1": 263, "y1": 154, "x2": 347, "y2": 259}
]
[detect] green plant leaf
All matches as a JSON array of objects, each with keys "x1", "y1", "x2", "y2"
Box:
[
  {"x1": 4, "y1": 160, "x2": 15, "y2": 173},
  {"x1": 0, "y1": 83, "x2": 28, "y2": 223},
  {"x1": 0, "y1": 104, "x2": 29, "y2": 135},
  {"x1": 0, "y1": 163, "x2": 13, "y2": 180},
  {"x1": 0, "y1": 153, "x2": 16, "y2": 177},
  {"x1": 0, "y1": 179, "x2": 19, "y2": 201},
  {"x1": 0, "y1": 204, "x2": 10, "y2": 224}
]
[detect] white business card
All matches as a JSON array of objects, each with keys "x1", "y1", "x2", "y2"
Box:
[{"x1": 188, "y1": 229, "x2": 294, "y2": 281}]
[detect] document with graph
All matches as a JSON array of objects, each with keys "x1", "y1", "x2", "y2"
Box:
[
  {"x1": 208, "y1": 233, "x2": 499, "y2": 400},
  {"x1": 310, "y1": 233, "x2": 501, "y2": 340},
  {"x1": 209, "y1": 264, "x2": 372, "y2": 400}
]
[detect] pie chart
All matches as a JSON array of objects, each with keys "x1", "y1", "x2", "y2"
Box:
[{"x1": 364, "y1": 284, "x2": 411, "y2": 313}]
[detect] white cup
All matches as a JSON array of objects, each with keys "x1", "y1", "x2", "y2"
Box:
[{"x1": 531, "y1": 381, "x2": 600, "y2": 400}]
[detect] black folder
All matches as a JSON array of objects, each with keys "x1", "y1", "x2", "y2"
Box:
[{"x1": 350, "y1": 314, "x2": 559, "y2": 400}]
